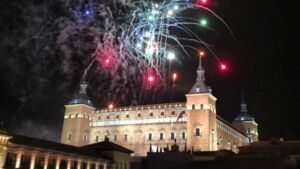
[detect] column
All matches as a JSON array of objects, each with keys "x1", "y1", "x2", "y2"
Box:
[
  {"x1": 0, "y1": 146, "x2": 8, "y2": 169},
  {"x1": 15, "y1": 151, "x2": 22, "y2": 169},
  {"x1": 55, "y1": 157, "x2": 61, "y2": 169},
  {"x1": 95, "y1": 163, "x2": 99, "y2": 169},
  {"x1": 102, "y1": 162, "x2": 106, "y2": 169},
  {"x1": 86, "y1": 161, "x2": 90, "y2": 169},
  {"x1": 30, "y1": 152, "x2": 37, "y2": 169},
  {"x1": 77, "y1": 160, "x2": 81, "y2": 169},
  {"x1": 43, "y1": 154, "x2": 49, "y2": 169},
  {"x1": 67, "y1": 159, "x2": 71, "y2": 169}
]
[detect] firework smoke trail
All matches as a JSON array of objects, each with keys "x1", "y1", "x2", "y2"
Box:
[{"x1": 55, "y1": 0, "x2": 231, "y2": 106}]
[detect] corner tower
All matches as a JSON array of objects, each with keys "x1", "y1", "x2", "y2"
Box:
[
  {"x1": 233, "y1": 93, "x2": 258, "y2": 143},
  {"x1": 61, "y1": 82, "x2": 95, "y2": 147},
  {"x1": 186, "y1": 58, "x2": 217, "y2": 151}
]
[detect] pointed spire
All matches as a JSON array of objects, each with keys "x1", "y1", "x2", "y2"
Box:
[
  {"x1": 189, "y1": 56, "x2": 210, "y2": 94},
  {"x1": 79, "y1": 81, "x2": 88, "y2": 94},
  {"x1": 241, "y1": 90, "x2": 247, "y2": 113},
  {"x1": 235, "y1": 91, "x2": 254, "y2": 121},
  {"x1": 69, "y1": 81, "x2": 93, "y2": 106}
]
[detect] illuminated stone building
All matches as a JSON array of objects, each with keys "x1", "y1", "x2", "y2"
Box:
[
  {"x1": 0, "y1": 130, "x2": 133, "y2": 169},
  {"x1": 61, "y1": 60, "x2": 259, "y2": 156}
]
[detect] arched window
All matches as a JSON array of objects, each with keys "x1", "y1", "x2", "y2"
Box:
[
  {"x1": 116, "y1": 115, "x2": 120, "y2": 119},
  {"x1": 160, "y1": 112, "x2": 164, "y2": 116},
  {"x1": 160, "y1": 133, "x2": 164, "y2": 140},
  {"x1": 192, "y1": 104, "x2": 195, "y2": 110},
  {"x1": 126, "y1": 114, "x2": 130, "y2": 118},
  {"x1": 171, "y1": 111, "x2": 176, "y2": 115},
  {"x1": 196, "y1": 128, "x2": 201, "y2": 136},
  {"x1": 148, "y1": 133, "x2": 152, "y2": 140},
  {"x1": 98, "y1": 116, "x2": 102, "y2": 120},
  {"x1": 138, "y1": 113, "x2": 141, "y2": 117},
  {"x1": 200, "y1": 104, "x2": 203, "y2": 109},
  {"x1": 106, "y1": 116, "x2": 110, "y2": 119},
  {"x1": 150, "y1": 112, "x2": 153, "y2": 116},
  {"x1": 95, "y1": 135, "x2": 99, "y2": 142},
  {"x1": 171, "y1": 132, "x2": 175, "y2": 140}
]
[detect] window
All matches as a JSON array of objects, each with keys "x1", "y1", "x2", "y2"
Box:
[
  {"x1": 192, "y1": 104, "x2": 195, "y2": 110},
  {"x1": 171, "y1": 132, "x2": 175, "y2": 140},
  {"x1": 96, "y1": 135, "x2": 99, "y2": 142},
  {"x1": 171, "y1": 111, "x2": 176, "y2": 115},
  {"x1": 116, "y1": 115, "x2": 119, "y2": 119},
  {"x1": 160, "y1": 112, "x2": 164, "y2": 116},
  {"x1": 114, "y1": 135, "x2": 117, "y2": 142},
  {"x1": 126, "y1": 114, "x2": 130, "y2": 118},
  {"x1": 196, "y1": 128, "x2": 200, "y2": 136},
  {"x1": 138, "y1": 113, "x2": 141, "y2": 117},
  {"x1": 200, "y1": 104, "x2": 203, "y2": 109},
  {"x1": 247, "y1": 128, "x2": 251, "y2": 134},
  {"x1": 124, "y1": 134, "x2": 128, "y2": 141},
  {"x1": 182, "y1": 132, "x2": 186, "y2": 140},
  {"x1": 148, "y1": 133, "x2": 152, "y2": 140},
  {"x1": 106, "y1": 116, "x2": 110, "y2": 119},
  {"x1": 98, "y1": 116, "x2": 101, "y2": 120},
  {"x1": 160, "y1": 133, "x2": 164, "y2": 140},
  {"x1": 68, "y1": 114, "x2": 72, "y2": 118},
  {"x1": 150, "y1": 112, "x2": 153, "y2": 116},
  {"x1": 181, "y1": 111, "x2": 185, "y2": 115},
  {"x1": 68, "y1": 133, "x2": 72, "y2": 140},
  {"x1": 75, "y1": 113, "x2": 78, "y2": 118}
]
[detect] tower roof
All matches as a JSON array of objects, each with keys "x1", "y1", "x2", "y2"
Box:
[
  {"x1": 69, "y1": 82, "x2": 93, "y2": 106},
  {"x1": 189, "y1": 57, "x2": 211, "y2": 94},
  {"x1": 235, "y1": 93, "x2": 254, "y2": 121}
]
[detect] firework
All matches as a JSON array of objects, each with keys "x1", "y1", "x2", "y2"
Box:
[{"x1": 55, "y1": 0, "x2": 231, "y2": 105}]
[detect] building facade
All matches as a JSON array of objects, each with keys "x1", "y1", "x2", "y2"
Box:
[{"x1": 61, "y1": 60, "x2": 259, "y2": 156}]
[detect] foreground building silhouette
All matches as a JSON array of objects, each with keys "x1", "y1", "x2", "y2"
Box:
[
  {"x1": 61, "y1": 59, "x2": 259, "y2": 156},
  {"x1": 0, "y1": 130, "x2": 132, "y2": 169},
  {"x1": 137, "y1": 139, "x2": 300, "y2": 169}
]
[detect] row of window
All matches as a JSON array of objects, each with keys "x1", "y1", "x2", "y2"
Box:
[
  {"x1": 68, "y1": 128, "x2": 202, "y2": 142},
  {"x1": 94, "y1": 132, "x2": 186, "y2": 142},
  {"x1": 98, "y1": 111, "x2": 185, "y2": 120}
]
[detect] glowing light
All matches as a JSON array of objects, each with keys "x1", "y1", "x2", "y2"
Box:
[
  {"x1": 144, "y1": 31, "x2": 151, "y2": 38},
  {"x1": 148, "y1": 15, "x2": 154, "y2": 21},
  {"x1": 105, "y1": 59, "x2": 110, "y2": 64},
  {"x1": 167, "y1": 52, "x2": 176, "y2": 60},
  {"x1": 136, "y1": 43, "x2": 142, "y2": 48},
  {"x1": 167, "y1": 10, "x2": 174, "y2": 16},
  {"x1": 200, "y1": 19, "x2": 208, "y2": 26},
  {"x1": 148, "y1": 76, "x2": 154, "y2": 82},
  {"x1": 220, "y1": 63, "x2": 227, "y2": 70},
  {"x1": 174, "y1": 5, "x2": 179, "y2": 10},
  {"x1": 85, "y1": 10, "x2": 90, "y2": 15},
  {"x1": 172, "y1": 73, "x2": 177, "y2": 81},
  {"x1": 199, "y1": 50, "x2": 205, "y2": 57},
  {"x1": 108, "y1": 103, "x2": 114, "y2": 109},
  {"x1": 201, "y1": 0, "x2": 207, "y2": 3}
]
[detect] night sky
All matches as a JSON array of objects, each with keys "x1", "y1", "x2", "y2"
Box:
[{"x1": 0, "y1": 0, "x2": 299, "y2": 141}]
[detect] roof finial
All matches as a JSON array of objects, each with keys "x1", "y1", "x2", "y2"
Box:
[
  {"x1": 241, "y1": 90, "x2": 245, "y2": 104},
  {"x1": 241, "y1": 91, "x2": 247, "y2": 113},
  {"x1": 189, "y1": 56, "x2": 209, "y2": 94}
]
